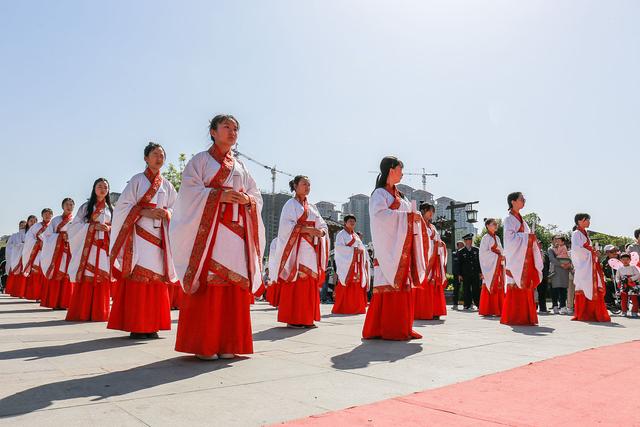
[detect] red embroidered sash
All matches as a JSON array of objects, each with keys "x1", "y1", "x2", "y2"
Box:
[
  {"x1": 506, "y1": 211, "x2": 539, "y2": 289},
  {"x1": 488, "y1": 233, "x2": 505, "y2": 292},
  {"x1": 579, "y1": 228, "x2": 605, "y2": 300},
  {"x1": 183, "y1": 145, "x2": 262, "y2": 293},
  {"x1": 278, "y1": 198, "x2": 316, "y2": 283},
  {"x1": 46, "y1": 214, "x2": 73, "y2": 279},
  {"x1": 24, "y1": 221, "x2": 50, "y2": 273},
  {"x1": 76, "y1": 201, "x2": 110, "y2": 283},
  {"x1": 110, "y1": 168, "x2": 164, "y2": 279},
  {"x1": 385, "y1": 186, "x2": 415, "y2": 289}
]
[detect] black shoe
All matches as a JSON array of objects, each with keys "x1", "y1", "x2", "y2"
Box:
[
  {"x1": 146, "y1": 332, "x2": 159, "y2": 339},
  {"x1": 129, "y1": 332, "x2": 147, "y2": 339}
]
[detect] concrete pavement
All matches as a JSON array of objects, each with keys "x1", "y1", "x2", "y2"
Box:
[{"x1": 0, "y1": 294, "x2": 637, "y2": 426}]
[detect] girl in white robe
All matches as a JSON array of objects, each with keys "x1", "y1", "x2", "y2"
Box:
[
  {"x1": 170, "y1": 115, "x2": 265, "y2": 360},
  {"x1": 5, "y1": 220, "x2": 28, "y2": 297},
  {"x1": 65, "y1": 178, "x2": 114, "y2": 322},
  {"x1": 273, "y1": 175, "x2": 329, "y2": 327},
  {"x1": 108, "y1": 143, "x2": 178, "y2": 337},
  {"x1": 478, "y1": 218, "x2": 505, "y2": 317},
  {"x1": 39, "y1": 198, "x2": 75, "y2": 309},
  {"x1": 500, "y1": 192, "x2": 543, "y2": 326},
  {"x1": 332, "y1": 215, "x2": 369, "y2": 315},
  {"x1": 362, "y1": 156, "x2": 428, "y2": 340},
  {"x1": 21, "y1": 209, "x2": 53, "y2": 301},
  {"x1": 571, "y1": 213, "x2": 610, "y2": 322}
]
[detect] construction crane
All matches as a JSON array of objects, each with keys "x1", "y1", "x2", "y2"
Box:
[
  {"x1": 405, "y1": 168, "x2": 439, "y2": 191},
  {"x1": 233, "y1": 148, "x2": 295, "y2": 194},
  {"x1": 368, "y1": 167, "x2": 438, "y2": 191}
]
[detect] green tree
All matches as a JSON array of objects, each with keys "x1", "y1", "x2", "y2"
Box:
[
  {"x1": 163, "y1": 153, "x2": 187, "y2": 191},
  {"x1": 473, "y1": 213, "x2": 560, "y2": 250},
  {"x1": 588, "y1": 232, "x2": 633, "y2": 251}
]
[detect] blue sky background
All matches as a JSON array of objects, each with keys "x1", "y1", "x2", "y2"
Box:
[{"x1": 1, "y1": 0, "x2": 638, "y2": 237}]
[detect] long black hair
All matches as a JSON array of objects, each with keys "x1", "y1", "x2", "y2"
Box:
[
  {"x1": 572, "y1": 212, "x2": 590, "y2": 231},
  {"x1": 85, "y1": 178, "x2": 114, "y2": 222},
  {"x1": 507, "y1": 191, "x2": 523, "y2": 211},
  {"x1": 24, "y1": 215, "x2": 37, "y2": 233},
  {"x1": 374, "y1": 156, "x2": 404, "y2": 194}
]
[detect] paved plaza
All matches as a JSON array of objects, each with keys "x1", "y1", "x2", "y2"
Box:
[{"x1": 0, "y1": 294, "x2": 637, "y2": 426}]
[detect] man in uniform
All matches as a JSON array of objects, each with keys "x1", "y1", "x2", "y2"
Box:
[{"x1": 457, "y1": 233, "x2": 481, "y2": 310}]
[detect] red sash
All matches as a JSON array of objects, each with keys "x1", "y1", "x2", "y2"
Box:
[
  {"x1": 506, "y1": 211, "x2": 539, "y2": 289},
  {"x1": 76, "y1": 201, "x2": 110, "y2": 283},
  {"x1": 344, "y1": 231, "x2": 365, "y2": 286},
  {"x1": 386, "y1": 185, "x2": 416, "y2": 289},
  {"x1": 46, "y1": 214, "x2": 73, "y2": 279},
  {"x1": 183, "y1": 145, "x2": 262, "y2": 293},
  {"x1": 278, "y1": 198, "x2": 315, "y2": 283},
  {"x1": 24, "y1": 221, "x2": 50, "y2": 274},
  {"x1": 488, "y1": 233, "x2": 505, "y2": 293},
  {"x1": 579, "y1": 228, "x2": 605, "y2": 300},
  {"x1": 109, "y1": 168, "x2": 164, "y2": 278}
]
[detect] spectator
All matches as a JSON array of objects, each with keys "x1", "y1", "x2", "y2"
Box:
[
  {"x1": 548, "y1": 235, "x2": 571, "y2": 314},
  {"x1": 601, "y1": 245, "x2": 620, "y2": 307},
  {"x1": 451, "y1": 240, "x2": 464, "y2": 310}
]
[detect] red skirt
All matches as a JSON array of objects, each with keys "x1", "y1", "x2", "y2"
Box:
[
  {"x1": 108, "y1": 278, "x2": 171, "y2": 333},
  {"x1": 433, "y1": 282, "x2": 447, "y2": 317},
  {"x1": 65, "y1": 277, "x2": 111, "y2": 321},
  {"x1": 479, "y1": 285, "x2": 504, "y2": 316},
  {"x1": 9, "y1": 274, "x2": 27, "y2": 298},
  {"x1": 168, "y1": 282, "x2": 183, "y2": 310},
  {"x1": 40, "y1": 276, "x2": 74, "y2": 309},
  {"x1": 175, "y1": 283, "x2": 253, "y2": 356},
  {"x1": 24, "y1": 271, "x2": 43, "y2": 301},
  {"x1": 5, "y1": 273, "x2": 17, "y2": 296},
  {"x1": 412, "y1": 286, "x2": 434, "y2": 320},
  {"x1": 266, "y1": 282, "x2": 281, "y2": 307},
  {"x1": 277, "y1": 277, "x2": 321, "y2": 326},
  {"x1": 500, "y1": 285, "x2": 538, "y2": 325},
  {"x1": 332, "y1": 281, "x2": 367, "y2": 314},
  {"x1": 363, "y1": 286, "x2": 422, "y2": 340},
  {"x1": 572, "y1": 292, "x2": 611, "y2": 322}
]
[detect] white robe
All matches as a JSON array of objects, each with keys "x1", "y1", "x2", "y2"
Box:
[
  {"x1": 21, "y1": 222, "x2": 48, "y2": 276},
  {"x1": 273, "y1": 198, "x2": 329, "y2": 282},
  {"x1": 67, "y1": 202, "x2": 112, "y2": 282},
  {"x1": 267, "y1": 238, "x2": 279, "y2": 284},
  {"x1": 169, "y1": 149, "x2": 265, "y2": 294},
  {"x1": 425, "y1": 223, "x2": 447, "y2": 286},
  {"x1": 369, "y1": 187, "x2": 427, "y2": 288},
  {"x1": 6, "y1": 230, "x2": 26, "y2": 273},
  {"x1": 40, "y1": 215, "x2": 73, "y2": 279},
  {"x1": 110, "y1": 171, "x2": 178, "y2": 282},
  {"x1": 571, "y1": 229, "x2": 603, "y2": 300},
  {"x1": 479, "y1": 233, "x2": 505, "y2": 293},
  {"x1": 334, "y1": 228, "x2": 369, "y2": 288},
  {"x1": 503, "y1": 212, "x2": 543, "y2": 288}
]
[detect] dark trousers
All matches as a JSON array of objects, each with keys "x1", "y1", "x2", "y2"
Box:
[
  {"x1": 551, "y1": 287, "x2": 567, "y2": 308},
  {"x1": 452, "y1": 277, "x2": 461, "y2": 305},
  {"x1": 605, "y1": 281, "x2": 616, "y2": 305},
  {"x1": 537, "y1": 282, "x2": 548, "y2": 311},
  {"x1": 462, "y1": 274, "x2": 480, "y2": 308}
]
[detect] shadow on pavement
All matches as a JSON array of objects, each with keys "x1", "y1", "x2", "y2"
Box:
[
  {"x1": 252, "y1": 326, "x2": 309, "y2": 342},
  {"x1": 510, "y1": 326, "x2": 555, "y2": 336},
  {"x1": 0, "y1": 336, "x2": 148, "y2": 361},
  {"x1": 585, "y1": 321, "x2": 625, "y2": 328},
  {"x1": 331, "y1": 341, "x2": 422, "y2": 370},
  {"x1": 0, "y1": 300, "x2": 34, "y2": 305},
  {"x1": 0, "y1": 319, "x2": 83, "y2": 330},
  {"x1": 1, "y1": 308, "x2": 54, "y2": 314},
  {"x1": 0, "y1": 356, "x2": 236, "y2": 418}
]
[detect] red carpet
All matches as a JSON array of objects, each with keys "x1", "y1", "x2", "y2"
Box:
[{"x1": 280, "y1": 340, "x2": 640, "y2": 426}]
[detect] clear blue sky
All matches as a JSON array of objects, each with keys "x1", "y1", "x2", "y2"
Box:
[{"x1": 1, "y1": 0, "x2": 638, "y2": 237}]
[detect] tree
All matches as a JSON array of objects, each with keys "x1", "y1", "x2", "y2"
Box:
[
  {"x1": 588, "y1": 232, "x2": 633, "y2": 251},
  {"x1": 473, "y1": 213, "x2": 560, "y2": 250},
  {"x1": 163, "y1": 153, "x2": 187, "y2": 191}
]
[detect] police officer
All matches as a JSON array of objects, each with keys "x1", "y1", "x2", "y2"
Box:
[{"x1": 458, "y1": 233, "x2": 481, "y2": 310}]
